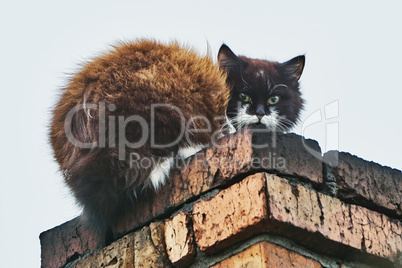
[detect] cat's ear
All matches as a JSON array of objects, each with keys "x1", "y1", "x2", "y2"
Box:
[
  {"x1": 278, "y1": 55, "x2": 305, "y2": 81},
  {"x1": 218, "y1": 44, "x2": 240, "y2": 71}
]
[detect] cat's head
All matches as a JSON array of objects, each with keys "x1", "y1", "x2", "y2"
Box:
[{"x1": 218, "y1": 44, "x2": 304, "y2": 132}]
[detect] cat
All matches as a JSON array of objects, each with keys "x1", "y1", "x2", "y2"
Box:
[
  {"x1": 218, "y1": 44, "x2": 305, "y2": 132},
  {"x1": 50, "y1": 39, "x2": 230, "y2": 233},
  {"x1": 50, "y1": 40, "x2": 304, "y2": 235}
]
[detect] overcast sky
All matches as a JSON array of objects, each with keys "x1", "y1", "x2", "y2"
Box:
[{"x1": 1, "y1": 1, "x2": 401, "y2": 266}]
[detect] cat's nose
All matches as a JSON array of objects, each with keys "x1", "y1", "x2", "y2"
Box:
[{"x1": 256, "y1": 104, "x2": 265, "y2": 121}]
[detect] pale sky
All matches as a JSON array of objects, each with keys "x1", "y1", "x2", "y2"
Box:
[{"x1": 1, "y1": 1, "x2": 401, "y2": 266}]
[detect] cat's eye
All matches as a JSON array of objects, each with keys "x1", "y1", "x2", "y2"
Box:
[
  {"x1": 239, "y1": 93, "x2": 251, "y2": 103},
  {"x1": 268, "y1": 96, "x2": 280, "y2": 105}
]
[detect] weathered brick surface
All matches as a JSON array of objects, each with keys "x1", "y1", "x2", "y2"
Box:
[
  {"x1": 112, "y1": 131, "x2": 254, "y2": 237},
  {"x1": 70, "y1": 233, "x2": 134, "y2": 268},
  {"x1": 212, "y1": 241, "x2": 322, "y2": 268},
  {"x1": 189, "y1": 172, "x2": 401, "y2": 265},
  {"x1": 192, "y1": 173, "x2": 268, "y2": 253},
  {"x1": 113, "y1": 131, "x2": 322, "y2": 237},
  {"x1": 133, "y1": 222, "x2": 171, "y2": 267},
  {"x1": 165, "y1": 212, "x2": 196, "y2": 267},
  {"x1": 41, "y1": 135, "x2": 402, "y2": 268},
  {"x1": 148, "y1": 222, "x2": 168, "y2": 261},
  {"x1": 40, "y1": 218, "x2": 104, "y2": 268},
  {"x1": 325, "y1": 151, "x2": 402, "y2": 218},
  {"x1": 265, "y1": 174, "x2": 402, "y2": 264},
  {"x1": 69, "y1": 222, "x2": 170, "y2": 267},
  {"x1": 40, "y1": 131, "x2": 324, "y2": 267},
  {"x1": 252, "y1": 132, "x2": 322, "y2": 184}
]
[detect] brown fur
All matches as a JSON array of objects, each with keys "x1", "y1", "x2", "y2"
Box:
[{"x1": 50, "y1": 39, "x2": 230, "y2": 231}]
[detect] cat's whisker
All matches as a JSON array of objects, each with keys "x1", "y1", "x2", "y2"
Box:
[
  {"x1": 275, "y1": 117, "x2": 294, "y2": 132},
  {"x1": 279, "y1": 118, "x2": 295, "y2": 127}
]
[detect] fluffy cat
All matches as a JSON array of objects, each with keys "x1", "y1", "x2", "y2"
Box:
[
  {"x1": 50, "y1": 40, "x2": 304, "y2": 235},
  {"x1": 218, "y1": 44, "x2": 305, "y2": 132},
  {"x1": 50, "y1": 40, "x2": 230, "y2": 232}
]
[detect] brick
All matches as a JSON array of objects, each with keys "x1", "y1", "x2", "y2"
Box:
[
  {"x1": 165, "y1": 212, "x2": 196, "y2": 267},
  {"x1": 166, "y1": 130, "x2": 254, "y2": 207},
  {"x1": 149, "y1": 222, "x2": 168, "y2": 261},
  {"x1": 252, "y1": 132, "x2": 322, "y2": 184},
  {"x1": 112, "y1": 131, "x2": 322, "y2": 238},
  {"x1": 70, "y1": 222, "x2": 170, "y2": 267},
  {"x1": 190, "y1": 173, "x2": 401, "y2": 265},
  {"x1": 212, "y1": 241, "x2": 322, "y2": 268},
  {"x1": 40, "y1": 218, "x2": 104, "y2": 268},
  {"x1": 192, "y1": 173, "x2": 268, "y2": 253},
  {"x1": 265, "y1": 174, "x2": 402, "y2": 264},
  {"x1": 133, "y1": 222, "x2": 171, "y2": 267},
  {"x1": 112, "y1": 131, "x2": 254, "y2": 237},
  {"x1": 42, "y1": 131, "x2": 323, "y2": 266},
  {"x1": 70, "y1": 233, "x2": 134, "y2": 268},
  {"x1": 325, "y1": 151, "x2": 402, "y2": 218}
]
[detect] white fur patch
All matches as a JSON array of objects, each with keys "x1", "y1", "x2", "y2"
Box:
[
  {"x1": 260, "y1": 108, "x2": 279, "y2": 130},
  {"x1": 149, "y1": 157, "x2": 174, "y2": 190},
  {"x1": 178, "y1": 145, "x2": 204, "y2": 159},
  {"x1": 232, "y1": 104, "x2": 259, "y2": 128}
]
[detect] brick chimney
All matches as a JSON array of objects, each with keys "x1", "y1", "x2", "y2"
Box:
[{"x1": 40, "y1": 131, "x2": 402, "y2": 267}]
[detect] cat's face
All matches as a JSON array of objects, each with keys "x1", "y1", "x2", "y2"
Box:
[{"x1": 218, "y1": 44, "x2": 304, "y2": 132}]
